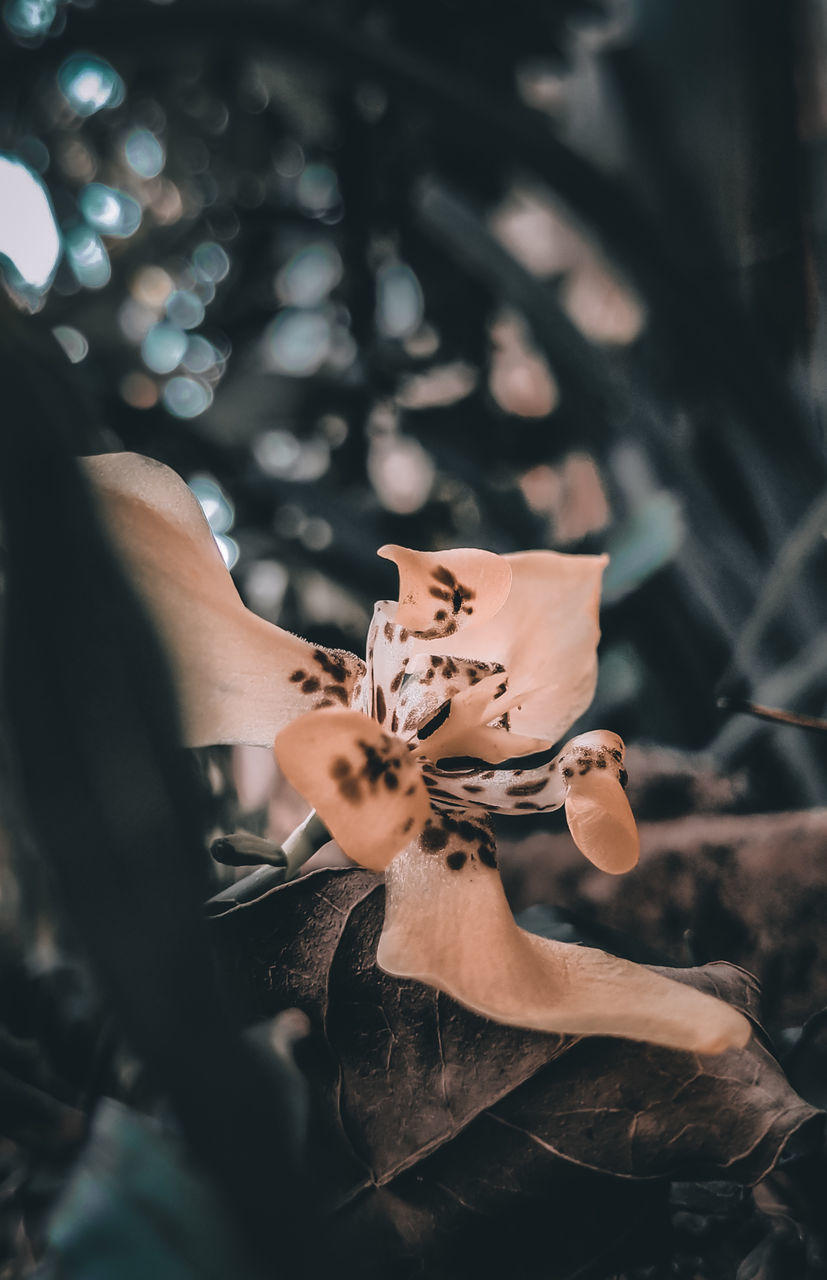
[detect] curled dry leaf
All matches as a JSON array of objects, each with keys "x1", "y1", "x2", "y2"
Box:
[{"x1": 210, "y1": 869, "x2": 824, "y2": 1275}]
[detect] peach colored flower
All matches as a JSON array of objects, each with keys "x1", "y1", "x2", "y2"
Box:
[{"x1": 87, "y1": 453, "x2": 749, "y2": 1055}]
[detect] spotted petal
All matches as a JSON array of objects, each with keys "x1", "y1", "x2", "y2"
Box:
[
  {"x1": 366, "y1": 601, "x2": 524, "y2": 761},
  {"x1": 85, "y1": 453, "x2": 364, "y2": 747},
  {"x1": 378, "y1": 814, "x2": 749, "y2": 1052},
  {"x1": 274, "y1": 708, "x2": 432, "y2": 871},
  {"x1": 560, "y1": 731, "x2": 639, "y2": 874},
  {"x1": 421, "y1": 728, "x2": 637, "y2": 878},
  {"x1": 422, "y1": 753, "x2": 566, "y2": 814},
  {"x1": 378, "y1": 544, "x2": 512, "y2": 641},
  {"x1": 416, "y1": 550, "x2": 607, "y2": 750}
]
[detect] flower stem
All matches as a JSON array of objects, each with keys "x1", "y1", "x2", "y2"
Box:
[{"x1": 282, "y1": 810, "x2": 331, "y2": 880}]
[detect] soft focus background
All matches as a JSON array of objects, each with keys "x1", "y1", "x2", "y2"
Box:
[
  {"x1": 5, "y1": 0, "x2": 827, "y2": 1015},
  {"x1": 3, "y1": 2, "x2": 827, "y2": 1275}
]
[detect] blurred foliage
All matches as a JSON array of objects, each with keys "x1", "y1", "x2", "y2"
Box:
[
  {"x1": 4, "y1": 3, "x2": 827, "y2": 1274},
  {"x1": 3, "y1": 0, "x2": 827, "y2": 810}
]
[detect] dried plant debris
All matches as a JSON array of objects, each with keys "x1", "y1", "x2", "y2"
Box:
[{"x1": 210, "y1": 868, "x2": 824, "y2": 1277}]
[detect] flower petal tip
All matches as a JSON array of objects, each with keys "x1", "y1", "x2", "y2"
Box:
[
  {"x1": 275, "y1": 707, "x2": 431, "y2": 871},
  {"x1": 377, "y1": 544, "x2": 512, "y2": 639},
  {"x1": 559, "y1": 733, "x2": 639, "y2": 874},
  {"x1": 695, "y1": 1010, "x2": 752, "y2": 1055}
]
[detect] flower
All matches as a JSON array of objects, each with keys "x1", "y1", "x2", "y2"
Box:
[{"x1": 87, "y1": 452, "x2": 750, "y2": 1055}]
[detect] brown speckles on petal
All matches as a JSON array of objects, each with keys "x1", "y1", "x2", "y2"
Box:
[
  {"x1": 289, "y1": 669, "x2": 306, "y2": 683},
  {"x1": 445, "y1": 850, "x2": 467, "y2": 871},
  {"x1": 312, "y1": 648, "x2": 349, "y2": 683},
  {"x1": 329, "y1": 756, "x2": 363, "y2": 805},
  {"x1": 432, "y1": 564, "x2": 456, "y2": 589},
  {"x1": 477, "y1": 842, "x2": 498, "y2": 869},
  {"x1": 375, "y1": 685, "x2": 387, "y2": 724},
  {"x1": 420, "y1": 821, "x2": 450, "y2": 852},
  {"x1": 323, "y1": 683, "x2": 349, "y2": 704},
  {"x1": 301, "y1": 676, "x2": 321, "y2": 694},
  {"x1": 505, "y1": 778, "x2": 549, "y2": 797}
]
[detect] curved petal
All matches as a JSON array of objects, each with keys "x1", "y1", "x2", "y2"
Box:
[
  {"x1": 559, "y1": 731, "x2": 639, "y2": 873},
  {"x1": 415, "y1": 550, "x2": 607, "y2": 748},
  {"x1": 414, "y1": 685, "x2": 552, "y2": 764},
  {"x1": 379, "y1": 815, "x2": 749, "y2": 1052},
  {"x1": 274, "y1": 708, "x2": 432, "y2": 871},
  {"x1": 422, "y1": 753, "x2": 566, "y2": 814},
  {"x1": 378, "y1": 545, "x2": 511, "y2": 640},
  {"x1": 396, "y1": 655, "x2": 507, "y2": 742},
  {"x1": 366, "y1": 601, "x2": 515, "y2": 754},
  {"x1": 364, "y1": 600, "x2": 415, "y2": 725},
  {"x1": 85, "y1": 453, "x2": 364, "y2": 746}
]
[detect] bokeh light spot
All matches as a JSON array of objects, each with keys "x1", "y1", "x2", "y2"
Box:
[
  {"x1": 368, "y1": 435, "x2": 435, "y2": 514},
  {"x1": 166, "y1": 288, "x2": 205, "y2": 329},
  {"x1": 141, "y1": 322, "x2": 187, "y2": 373},
  {"x1": 182, "y1": 334, "x2": 218, "y2": 374},
  {"x1": 276, "y1": 242, "x2": 342, "y2": 307},
  {"x1": 0, "y1": 154, "x2": 61, "y2": 299},
  {"x1": 162, "y1": 375, "x2": 213, "y2": 418},
  {"x1": 263, "y1": 309, "x2": 331, "y2": 376},
  {"x1": 215, "y1": 533, "x2": 239, "y2": 569},
  {"x1": 120, "y1": 371, "x2": 159, "y2": 409},
  {"x1": 296, "y1": 163, "x2": 339, "y2": 213},
  {"x1": 79, "y1": 183, "x2": 141, "y2": 238},
  {"x1": 300, "y1": 517, "x2": 333, "y2": 551},
  {"x1": 4, "y1": 0, "x2": 56, "y2": 38},
  {"x1": 376, "y1": 262, "x2": 424, "y2": 339},
  {"x1": 129, "y1": 264, "x2": 174, "y2": 308},
  {"x1": 64, "y1": 224, "x2": 110, "y2": 289},
  {"x1": 123, "y1": 128, "x2": 165, "y2": 179},
  {"x1": 52, "y1": 325, "x2": 88, "y2": 363},
  {"x1": 254, "y1": 429, "x2": 301, "y2": 476},
  {"x1": 188, "y1": 474, "x2": 234, "y2": 534},
  {"x1": 58, "y1": 54, "x2": 125, "y2": 117},
  {"x1": 243, "y1": 560, "x2": 288, "y2": 619},
  {"x1": 192, "y1": 240, "x2": 230, "y2": 283}
]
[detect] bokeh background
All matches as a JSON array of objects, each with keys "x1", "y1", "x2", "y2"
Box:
[
  {"x1": 5, "y1": 0, "x2": 827, "y2": 1000},
  {"x1": 4, "y1": 3, "x2": 827, "y2": 1272}
]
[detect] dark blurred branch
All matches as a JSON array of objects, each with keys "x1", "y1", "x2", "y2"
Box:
[
  {"x1": 713, "y1": 629, "x2": 827, "y2": 763},
  {"x1": 12, "y1": 0, "x2": 824, "y2": 494},
  {"x1": 717, "y1": 697, "x2": 827, "y2": 735}
]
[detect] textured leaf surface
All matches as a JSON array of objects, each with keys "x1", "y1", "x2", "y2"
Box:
[{"x1": 210, "y1": 868, "x2": 823, "y2": 1275}]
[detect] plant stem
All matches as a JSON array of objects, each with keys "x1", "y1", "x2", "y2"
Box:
[
  {"x1": 282, "y1": 810, "x2": 331, "y2": 880},
  {"x1": 717, "y1": 696, "x2": 827, "y2": 735}
]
